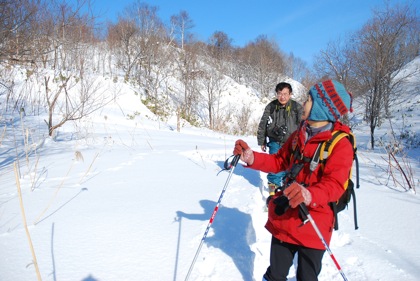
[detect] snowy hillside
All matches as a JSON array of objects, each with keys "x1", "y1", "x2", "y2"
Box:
[{"x1": 0, "y1": 56, "x2": 419, "y2": 280}]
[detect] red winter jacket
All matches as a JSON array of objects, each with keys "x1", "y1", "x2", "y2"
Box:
[{"x1": 248, "y1": 121, "x2": 353, "y2": 250}]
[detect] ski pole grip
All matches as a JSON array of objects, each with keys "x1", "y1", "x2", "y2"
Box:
[
  {"x1": 231, "y1": 154, "x2": 240, "y2": 167},
  {"x1": 222, "y1": 154, "x2": 241, "y2": 171},
  {"x1": 299, "y1": 203, "x2": 310, "y2": 216}
]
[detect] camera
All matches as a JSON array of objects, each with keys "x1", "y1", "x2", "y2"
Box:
[
  {"x1": 273, "y1": 124, "x2": 288, "y2": 137},
  {"x1": 272, "y1": 179, "x2": 292, "y2": 216}
]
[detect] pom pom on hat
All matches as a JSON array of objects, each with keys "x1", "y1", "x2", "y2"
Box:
[{"x1": 308, "y1": 80, "x2": 353, "y2": 122}]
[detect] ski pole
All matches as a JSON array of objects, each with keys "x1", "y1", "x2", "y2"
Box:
[
  {"x1": 299, "y1": 204, "x2": 349, "y2": 281},
  {"x1": 184, "y1": 154, "x2": 240, "y2": 281}
]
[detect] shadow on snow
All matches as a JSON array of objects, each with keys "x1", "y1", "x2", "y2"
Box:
[
  {"x1": 215, "y1": 159, "x2": 262, "y2": 189},
  {"x1": 177, "y1": 199, "x2": 256, "y2": 281}
]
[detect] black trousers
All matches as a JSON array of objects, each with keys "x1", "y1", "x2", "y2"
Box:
[{"x1": 263, "y1": 236, "x2": 325, "y2": 281}]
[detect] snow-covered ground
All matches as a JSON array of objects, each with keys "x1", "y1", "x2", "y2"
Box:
[{"x1": 0, "y1": 59, "x2": 419, "y2": 280}]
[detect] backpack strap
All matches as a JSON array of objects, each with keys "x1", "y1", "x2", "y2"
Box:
[
  {"x1": 351, "y1": 181, "x2": 358, "y2": 230},
  {"x1": 321, "y1": 131, "x2": 349, "y2": 159},
  {"x1": 320, "y1": 131, "x2": 352, "y2": 188},
  {"x1": 269, "y1": 100, "x2": 280, "y2": 115},
  {"x1": 309, "y1": 143, "x2": 323, "y2": 173},
  {"x1": 270, "y1": 101, "x2": 275, "y2": 115}
]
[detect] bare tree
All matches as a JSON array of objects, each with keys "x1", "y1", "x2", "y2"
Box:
[
  {"x1": 284, "y1": 53, "x2": 315, "y2": 87},
  {"x1": 130, "y1": 2, "x2": 170, "y2": 103},
  {"x1": 170, "y1": 10, "x2": 194, "y2": 50},
  {"x1": 172, "y1": 43, "x2": 203, "y2": 132},
  {"x1": 199, "y1": 63, "x2": 227, "y2": 130},
  {"x1": 107, "y1": 19, "x2": 138, "y2": 79},
  {"x1": 43, "y1": 71, "x2": 112, "y2": 137},
  {"x1": 208, "y1": 31, "x2": 233, "y2": 62},
  {"x1": 4, "y1": 0, "x2": 106, "y2": 137},
  {"x1": 191, "y1": 31, "x2": 234, "y2": 130},
  {"x1": 238, "y1": 35, "x2": 286, "y2": 98},
  {"x1": 169, "y1": 12, "x2": 199, "y2": 131},
  {"x1": 107, "y1": 1, "x2": 176, "y2": 119},
  {"x1": 0, "y1": 0, "x2": 39, "y2": 64},
  {"x1": 314, "y1": 38, "x2": 355, "y2": 89},
  {"x1": 349, "y1": 3, "x2": 419, "y2": 149},
  {"x1": 236, "y1": 104, "x2": 253, "y2": 135}
]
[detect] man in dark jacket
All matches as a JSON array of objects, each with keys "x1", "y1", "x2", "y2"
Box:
[{"x1": 257, "y1": 82, "x2": 303, "y2": 197}]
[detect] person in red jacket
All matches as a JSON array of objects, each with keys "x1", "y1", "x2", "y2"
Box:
[{"x1": 234, "y1": 80, "x2": 354, "y2": 281}]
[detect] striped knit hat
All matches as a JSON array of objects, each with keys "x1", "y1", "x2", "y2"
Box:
[{"x1": 308, "y1": 80, "x2": 353, "y2": 122}]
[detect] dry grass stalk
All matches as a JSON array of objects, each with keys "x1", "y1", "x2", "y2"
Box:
[
  {"x1": 33, "y1": 160, "x2": 75, "y2": 225},
  {"x1": 14, "y1": 162, "x2": 43, "y2": 281},
  {"x1": 79, "y1": 151, "x2": 99, "y2": 184},
  {"x1": 0, "y1": 125, "x2": 6, "y2": 145}
]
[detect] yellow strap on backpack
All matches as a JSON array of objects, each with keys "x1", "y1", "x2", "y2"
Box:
[{"x1": 319, "y1": 131, "x2": 355, "y2": 190}]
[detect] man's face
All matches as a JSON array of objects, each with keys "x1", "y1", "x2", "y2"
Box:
[{"x1": 276, "y1": 88, "x2": 292, "y2": 105}]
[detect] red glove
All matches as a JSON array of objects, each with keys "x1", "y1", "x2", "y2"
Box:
[
  {"x1": 283, "y1": 182, "x2": 312, "y2": 208},
  {"x1": 233, "y1": 139, "x2": 254, "y2": 165},
  {"x1": 233, "y1": 139, "x2": 249, "y2": 155}
]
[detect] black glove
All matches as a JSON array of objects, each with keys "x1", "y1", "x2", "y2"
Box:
[{"x1": 273, "y1": 195, "x2": 290, "y2": 216}]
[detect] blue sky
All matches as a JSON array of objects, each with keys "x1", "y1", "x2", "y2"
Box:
[{"x1": 88, "y1": 0, "x2": 417, "y2": 65}]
